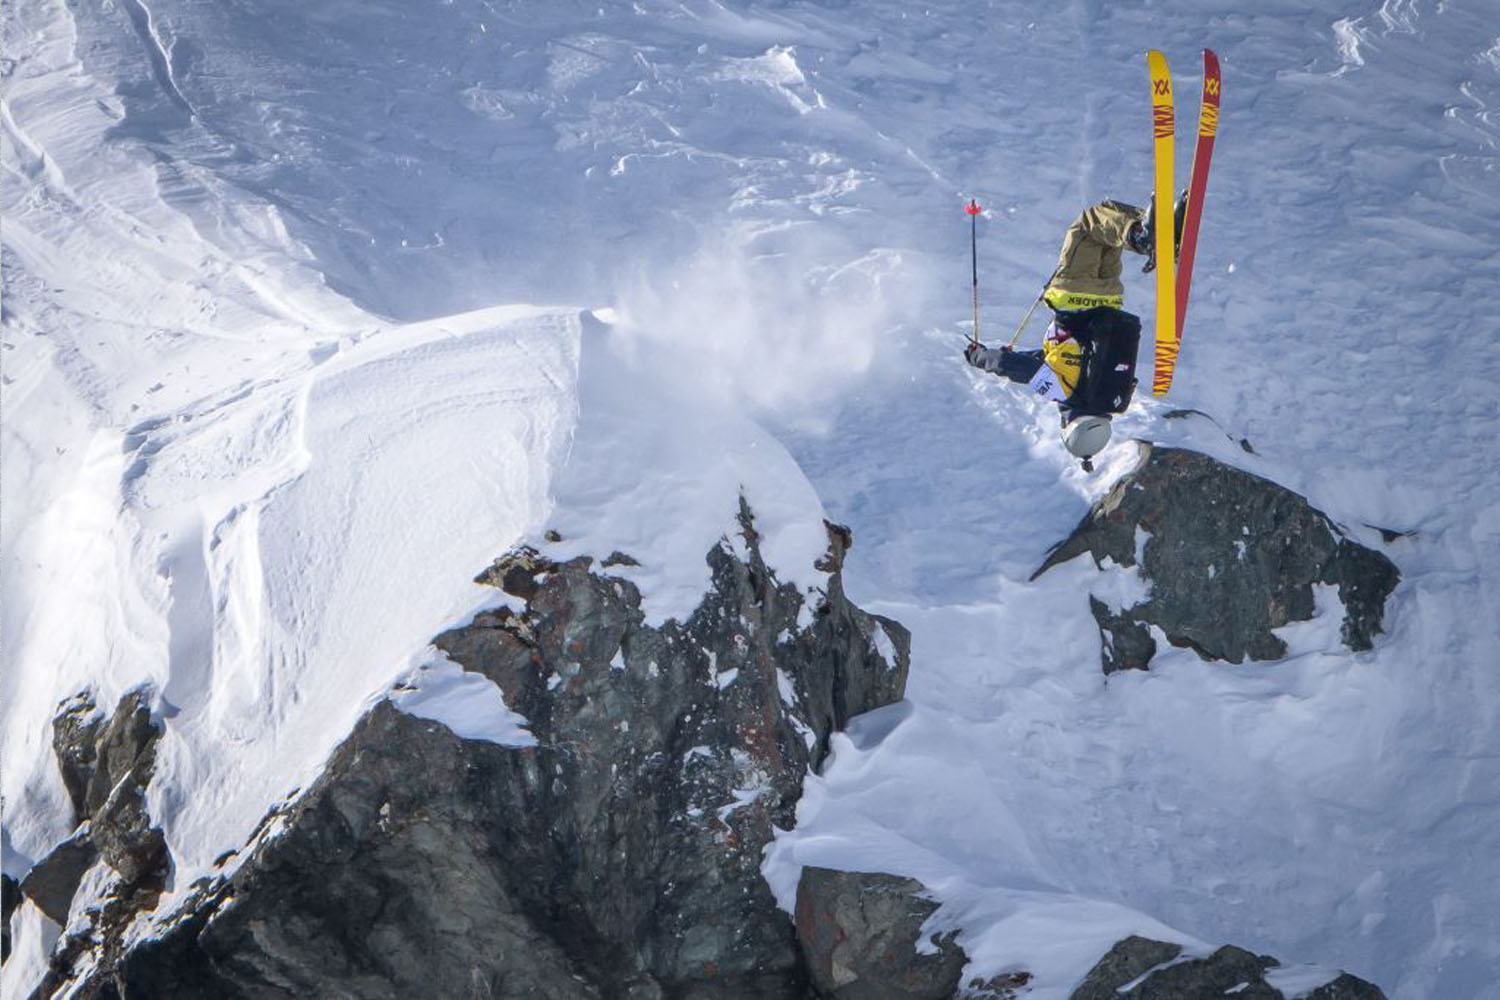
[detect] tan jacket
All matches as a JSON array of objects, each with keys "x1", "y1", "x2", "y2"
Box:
[{"x1": 1043, "y1": 200, "x2": 1147, "y2": 311}]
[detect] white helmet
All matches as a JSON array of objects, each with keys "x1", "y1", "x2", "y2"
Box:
[{"x1": 1063, "y1": 415, "x2": 1112, "y2": 461}]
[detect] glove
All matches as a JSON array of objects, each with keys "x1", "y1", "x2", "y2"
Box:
[{"x1": 964, "y1": 341, "x2": 986, "y2": 366}]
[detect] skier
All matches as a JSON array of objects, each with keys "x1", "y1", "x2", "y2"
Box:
[{"x1": 963, "y1": 198, "x2": 1161, "y2": 470}]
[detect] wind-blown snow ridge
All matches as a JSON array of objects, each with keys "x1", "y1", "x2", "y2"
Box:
[{"x1": 0, "y1": 0, "x2": 586, "y2": 922}]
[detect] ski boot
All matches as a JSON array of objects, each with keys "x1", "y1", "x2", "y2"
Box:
[{"x1": 1135, "y1": 189, "x2": 1189, "y2": 274}]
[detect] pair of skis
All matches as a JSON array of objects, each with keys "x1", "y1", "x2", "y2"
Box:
[{"x1": 1147, "y1": 49, "x2": 1220, "y2": 396}]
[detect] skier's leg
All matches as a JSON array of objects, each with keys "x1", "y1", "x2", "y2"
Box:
[
  {"x1": 1043, "y1": 201, "x2": 1145, "y2": 311},
  {"x1": 1078, "y1": 201, "x2": 1145, "y2": 249}
]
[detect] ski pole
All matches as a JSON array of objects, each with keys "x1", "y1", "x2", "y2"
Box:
[
  {"x1": 1006, "y1": 296, "x2": 1045, "y2": 348},
  {"x1": 1006, "y1": 266, "x2": 1061, "y2": 348},
  {"x1": 966, "y1": 199, "x2": 981, "y2": 345}
]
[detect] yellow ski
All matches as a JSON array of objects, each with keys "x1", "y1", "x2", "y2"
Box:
[{"x1": 1147, "y1": 50, "x2": 1177, "y2": 395}]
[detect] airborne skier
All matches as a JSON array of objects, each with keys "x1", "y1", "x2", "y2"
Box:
[
  {"x1": 963, "y1": 198, "x2": 1159, "y2": 470},
  {"x1": 962, "y1": 49, "x2": 1218, "y2": 471}
]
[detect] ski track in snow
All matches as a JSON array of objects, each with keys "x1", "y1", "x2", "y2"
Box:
[{"x1": 3, "y1": 0, "x2": 1500, "y2": 997}]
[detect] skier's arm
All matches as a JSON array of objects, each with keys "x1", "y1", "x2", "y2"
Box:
[{"x1": 964, "y1": 343, "x2": 1044, "y2": 384}]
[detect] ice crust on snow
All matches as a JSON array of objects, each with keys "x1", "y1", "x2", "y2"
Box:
[{"x1": 3, "y1": 0, "x2": 1500, "y2": 996}]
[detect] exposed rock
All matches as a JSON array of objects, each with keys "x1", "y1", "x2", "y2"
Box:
[
  {"x1": 1304, "y1": 974, "x2": 1389, "y2": 999},
  {"x1": 794, "y1": 867, "x2": 966, "y2": 1000},
  {"x1": 2, "y1": 873, "x2": 18, "y2": 962},
  {"x1": 19, "y1": 832, "x2": 98, "y2": 925},
  {"x1": 91, "y1": 789, "x2": 168, "y2": 890},
  {"x1": 24, "y1": 690, "x2": 169, "y2": 998},
  {"x1": 473, "y1": 544, "x2": 558, "y2": 599},
  {"x1": 963, "y1": 971, "x2": 1033, "y2": 998},
  {"x1": 89, "y1": 704, "x2": 603, "y2": 1000},
  {"x1": 1088, "y1": 596, "x2": 1157, "y2": 675},
  {"x1": 1036, "y1": 446, "x2": 1400, "y2": 671},
  {"x1": 1069, "y1": 936, "x2": 1386, "y2": 1000},
  {"x1": 51, "y1": 693, "x2": 105, "y2": 823},
  {"x1": 1068, "y1": 936, "x2": 1183, "y2": 999},
  {"x1": 74, "y1": 691, "x2": 169, "y2": 890},
  {"x1": 814, "y1": 520, "x2": 853, "y2": 573},
  {"x1": 86, "y1": 500, "x2": 910, "y2": 998}
]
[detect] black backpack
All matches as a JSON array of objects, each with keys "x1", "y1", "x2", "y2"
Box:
[{"x1": 1056, "y1": 307, "x2": 1141, "y2": 416}]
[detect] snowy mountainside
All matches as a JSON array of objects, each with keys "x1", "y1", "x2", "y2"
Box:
[{"x1": 3, "y1": 0, "x2": 1500, "y2": 997}]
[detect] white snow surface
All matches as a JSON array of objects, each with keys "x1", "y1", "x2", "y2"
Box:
[
  {"x1": 390, "y1": 652, "x2": 537, "y2": 748},
  {"x1": 3, "y1": 0, "x2": 1499, "y2": 998}
]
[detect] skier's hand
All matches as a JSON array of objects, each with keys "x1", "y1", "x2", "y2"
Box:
[{"x1": 964, "y1": 341, "x2": 986, "y2": 366}]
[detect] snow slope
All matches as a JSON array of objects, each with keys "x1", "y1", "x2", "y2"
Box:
[{"x1": 4, "y1": 0, "x2": 1499, "y2": 997}]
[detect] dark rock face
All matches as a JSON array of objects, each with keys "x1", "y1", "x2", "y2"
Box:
[
  {"x1": 794, "y1": 867, "x2": 966, "y2": 1000},
  {"x1": 88, "y1": 502, "x2": 910, "y2": 999},
  {"x1": 1088, "y1": 596, "x2": 1158, "y2": 675},
  {"x1": 1068, "y1": 936, "x2": 1184, "y2": 999},
  {"x1": 1037, "y1": 446, "x2": 1400, "y2": 671},
  {"x1": 1303, "y1": 974, "x2": 1391, "y2": 999},
  {"x1": 22, "y1": 690, "x2": 170, "y2": 998},
  {"x1": 23, "y1": 692, "x2": 169, "y2": 913},
  {"x1": 18, "y1": 832, "x2": 97, "y2": 926},
  {"x1": 97, "y1": 704, "x2": 602, "y2": 1000},
  {"x1": 1068, "y1": 936, "x2": 1386, "y2": 1000},
  {"x1": 52, "y1": 695, "x2": 106, "y2": 822},
  {"x1": 3, "y1": 873, "x2": 20, "y2": 962}
]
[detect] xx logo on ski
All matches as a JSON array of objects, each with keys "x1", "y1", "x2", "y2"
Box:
[{"x1": 1153, "y1": 79, "x2": 1171, "y2": 96}]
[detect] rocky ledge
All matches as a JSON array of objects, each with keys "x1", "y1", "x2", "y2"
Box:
[
  {"x1": 794, "y1": 872, "x2": 1386, "y2": 1000},
  {"x1": 17, "y1": 690, "x2": 170, "y2": 998},
  {"x1": 71, "y1": 499, "x2": 910, "y2": 999},
  {"x1": 1036, "y1": 445, "x2": 1400, "y2": 673},
  {"x1": 19, "y1": 462, "x2": 1399, "y2": 999}
]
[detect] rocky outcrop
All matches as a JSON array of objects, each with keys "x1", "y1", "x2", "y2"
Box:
[
  {"x1": 18, "y1": 832, "x2": 95, "y2": 926},
  {"x1": 789, "y1": 875, "x2": 1388, "y2": 1000},
  {"x1": 21, "y1": 690, "x2": 170, "y2": 997},
  {"x1": 92, "y1": 704, "x2": 608, "y2": 1000},
  {"x1": 1069, "y1": 935, "x2": 1386, "y2": 1000},
  {"x1": 2, "y1": 874, "x2": 19, "y2": 962},
  {"x1": 794, "y1": 867, "x2": 966, "y2": 1000},
  {"x1": 85, "y1": 501, "x2": 910, "y2": 998},
  {"x1": 51, "y1": 695, "x2": 107, "y2": 821},
  {"x1": 23, "y1": 692, "x2": 169, "y2": 915},
  {"x1": 1037, "y1": 446, "x2": 1400, "y2": 672},
  {"x1": 37, "y1": 474, "x2": 1398, "y2": 998}
]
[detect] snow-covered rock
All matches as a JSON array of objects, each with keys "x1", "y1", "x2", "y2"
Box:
[
  {"x1": 65, "y1": 506, "x2": 909, "y2": 998},
  {"x1": 794, "y1": 866, "x2": 967, "y2": 1000},
  {"x1": 1038, "y1": 445, "x2": 1400, "y2": 672},
  {"x1": 1069, "y1": 935, "x2": 1383, "y2": 1000}
]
